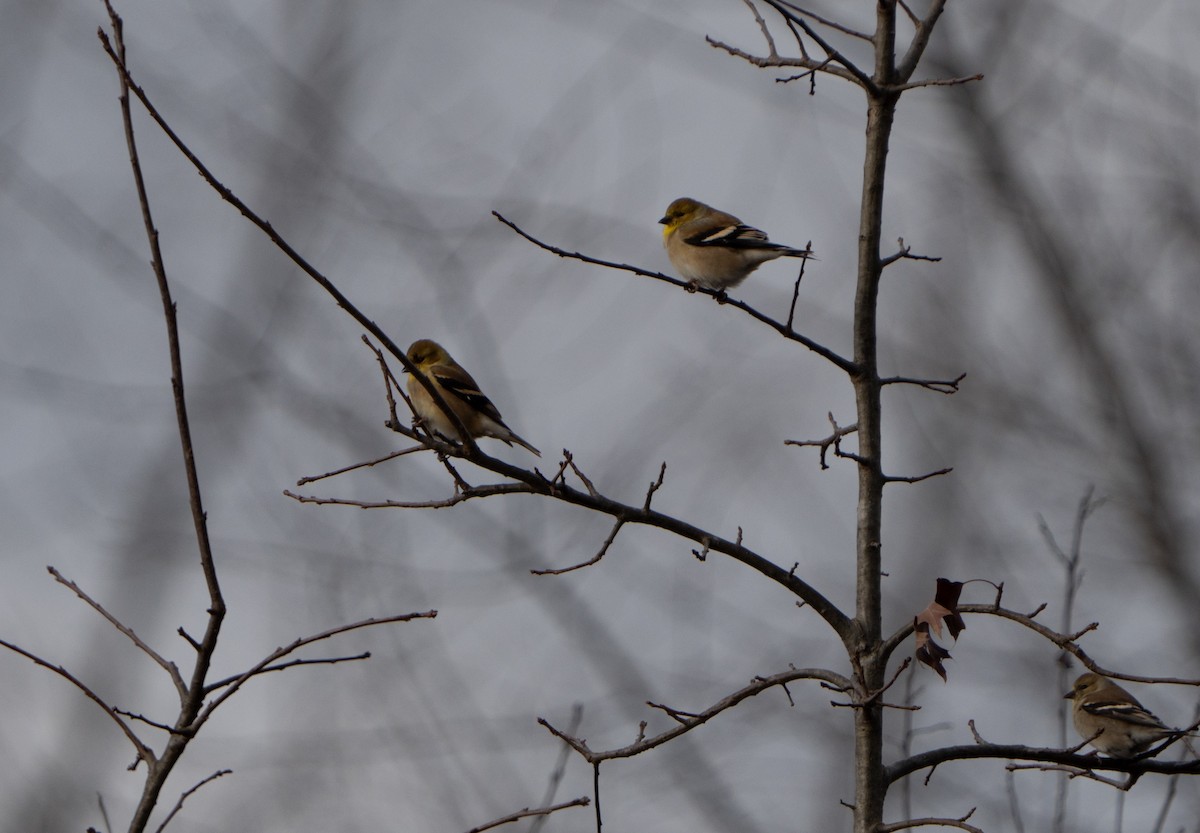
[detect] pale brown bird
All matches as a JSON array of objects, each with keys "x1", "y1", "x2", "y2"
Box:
[
  {"x1": 1064, "y1": 672, "x2": 1185, "y2": 757},
  {"x1": 659, "y1": 197, "x2": 814, "y2": 291},
  {"x1": 404, "y1": 339, "x2": 540, "y2": 456}
]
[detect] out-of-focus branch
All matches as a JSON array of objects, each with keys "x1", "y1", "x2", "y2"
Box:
[{"x1": 1038, "y1": 487, "x2": 1102, "y2": 831}]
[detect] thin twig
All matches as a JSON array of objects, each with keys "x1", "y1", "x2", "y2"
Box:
[
  {"x1": 785, "y1": 412, "x2": 858, "y2": 470},
  {"x1": 0, "y1": 636, "x2": 153, "y2": 763},
  {"x1": 881, "y1": 238, "x2": 944, "y2": 267},
  {"x1": 197, "y1": 612, "x2": 436, "y2": 709},
  {"x1": 463, "y1": 797, "x2": 590, "y2": 833},
  {"x1": 537, "y1": 667, "x2": 851, "y2": 763},
  {"x1": 284, "y1": 483, "x2": 531, "y2": 510},
  {"x1": 786, "y1": 242, "x2": 813, "y2": 330},
  {"x1": 773, "y1": 0, "x2": 872, "y2": 40},
  {"x1": 532, "y1": 518, "x2": 625, "y2": 576},
  {"x1": 529, "y1": 705, "x2": 584, "y2": 833},
  {"x1": 48, "y1": 566, "x2": 185, "y2": 698},
  {"x1": 883, "y1": 467, "x2": 954, "y2": 485},
  {"x1": 643, "y1": 462, "x2": 667, "y2": 510},
  {"x1": 202, "y1": 653, "x2": 373, "y2": 693},
  {"x1": 152, "y1": 769, "x2": 232, "y2": 833},
  {"x1": 740, "y1": 0, "x2": 778, "y2": 58},
  {"x1": 296, "y1": 446, "x2": 426, "y2": 486},
  {"x1": 880, "y1": 373, "x2": 965, "y2": 394}
]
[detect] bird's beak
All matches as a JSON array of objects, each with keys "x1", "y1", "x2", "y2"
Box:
[
  {"x1": 1063, "y1": 690, "x2": 1075, "y2": 700},
  {"x1": 658, "y1": 215, "x2": 669, "y2": 225}
]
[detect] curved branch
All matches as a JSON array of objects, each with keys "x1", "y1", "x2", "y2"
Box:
[
  {"x1": 878, "y1": 808, "x2": 982, "y2": 833},
  {"x1": 48, "y1": 567, "x2": 186, "y2": 700},
  {"x1": 492, "y1": 212, "x2": 857, "y2": 375},
  {"x1": 0, "y1": 636, "x2": 154, "y2": 764},
  {"x1": 300, "y1": 444, "x2": 853, "y2": 642},
  {"x1": 881, "y1": 603, "x2": 1200, "y2": 687},
  {"x1": 539, "y1": 667, "x2": 851, "y2": 764}
]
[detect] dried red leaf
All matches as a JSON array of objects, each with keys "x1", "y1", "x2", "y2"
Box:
[{"x1": 914, "y1": 578, "x2": 965, "y2": 680}]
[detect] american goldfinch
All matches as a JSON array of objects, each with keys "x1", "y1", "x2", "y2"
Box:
[
  {"x1": 1064, "y1": 672, "x2": 1184, "y2": 757},
  {"x1": 405, "y1": 339, "x2": 540, "y2": 456},
  {"x1": 659, "y1": 197, "x2": 814, "y2": 292}
]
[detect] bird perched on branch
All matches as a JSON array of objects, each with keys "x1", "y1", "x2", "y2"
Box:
[
  {"x1": 1064, "y1": 672, "x2": 1190, "y2": 757},
  {"x1": 659, "y1": 197, "x2": 814, "y2": 292},
  {"x1": 404, "y1": 339, "x2": 540, "y2": 456}
]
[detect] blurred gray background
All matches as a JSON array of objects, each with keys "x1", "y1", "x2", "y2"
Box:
[{"x1": 2, "y1": 1, "x2": 1199, "y2": 830}]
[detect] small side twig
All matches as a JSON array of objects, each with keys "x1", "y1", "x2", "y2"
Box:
[
  {"x1": 880, "y1": 373, "x2": 965, "y2": 394},
  {"x1": 785, "y1": 242, "x2": 814, "y2": 330},
  {"x1": 296, "y1": 446, "x2": 426, "y2": 486},
  {"x1": 463, "y1": 797, "x2": 590, "y2": 833},
  {"x1": 881, "y1": 237, "x2": 943, "y2": 267},
  {"x1": 48, "y1": 566, "x2": 185, "y2": 699},
  {"x1": 152, "y1": 769, "x2": 233, "y2": 833},
  {"x1": 532, "y1": 517, "x2": 626, "y2": 576},
  {"x1": 883, "y1": 467, "x2": 954, "y2": 485},
  {"x1": 785, "y1": 412, "x2": 858, "y2": 470},
  {"x1": 0, "y1": 636, "x2": 153, "y2": 764}
]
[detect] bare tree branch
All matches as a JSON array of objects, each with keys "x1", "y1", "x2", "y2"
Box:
[
  {"x1": 201, "y1": 652, "x2": 374, "y2": 693},
  {"x1": 895, "y1": 0, "x2": 949, "y2": 83},
  {"x1": 773, "y1": 0, "x2": 872, "y2": 41},
  {"x1": 152, "y1": 770, "x2": 232, "y2": 833},
  {"x1": 463, "y1": 797, "x2": 590, "y2": 833},
  {"x1": 0, "y1": 636, "x2": 153, "y2": 764},
  {"x1": 538, "y1": 667, "x2": 852, "y2": 763},
  {"x1": 883, "y1": 467, "x2": 954, "y2": 485},
  {"x1": 880, "y1": 374, "x2": 965, "y2": 394},
  {"x1": 198, "y1": 612, "x2": 436, "y2": 703},
  {"x1": 48, "y1": 566, "x2": 185, "y2": 699},
  {"x1": 786, "y1": 412, "x2": 858, "y2": 470},
  {"x1": 531, "y1": 517, "x2": 625, "y2": 576},
  {"x1": 878, "y1": 807, "x2": 982, "y2": 833},
  {"x1": 492, "y1": 211, "x2": 856, "y2": 374},
  {"x1": 296, "y1": 446, "x2": 425, "y2": 486}
]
